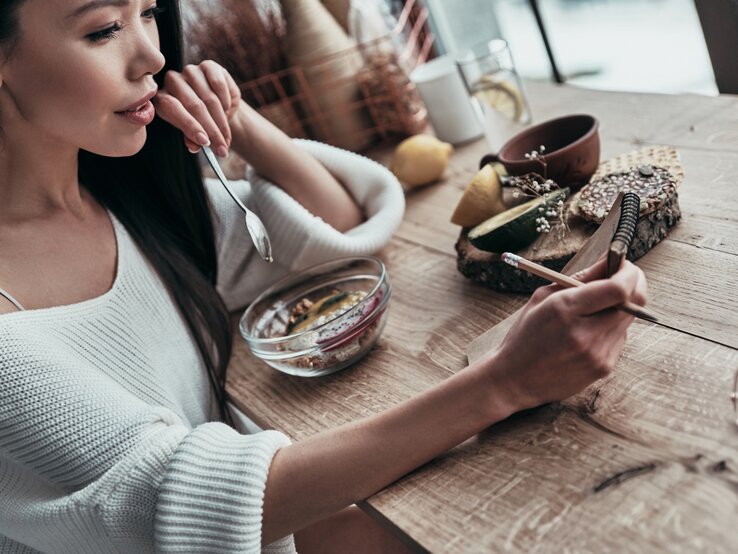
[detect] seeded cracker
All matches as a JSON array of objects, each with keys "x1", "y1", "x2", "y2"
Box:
[
  {"x1": 592, "y1": 145, "x2": 684, "y2": 184},
  {"x1": 575, "y1": 145, "x2": 684, "y2": 223},
  {"x1": 578, "y1": 165, "x2": 678, "y2": 223}
]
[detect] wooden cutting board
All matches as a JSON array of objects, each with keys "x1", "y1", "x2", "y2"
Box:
[{"x1": 456, "y1": 146, "x2": 684, "y2": 293}]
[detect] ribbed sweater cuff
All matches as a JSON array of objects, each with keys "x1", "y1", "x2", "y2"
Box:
[
  {"x1": 155, "y1": 423, "x2": 291, "y2": 553},
  {"x1": 247, "y1": 139, "x2": 405, "y2": 271}
]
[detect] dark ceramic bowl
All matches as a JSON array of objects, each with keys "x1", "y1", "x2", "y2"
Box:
[{"x1": 480, "y1": 114, "x2": 600, "y2": 190}]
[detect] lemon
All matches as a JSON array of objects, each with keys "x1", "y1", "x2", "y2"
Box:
[
  {"x1": 450, "y1": 165, "x2": 506, "y2": 227},
  {"x1": 471, "y1": 76, "x2": 525, "y2": 122},
  {"x1": 488, "y1": 161, "x2": 508, "y2": 176},
  {"x1": 390, "y1": 135, "x2": 454, "y2": 188}
]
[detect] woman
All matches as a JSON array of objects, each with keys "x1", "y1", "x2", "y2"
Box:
[{"x1": 0, "y1": 0, "x2": 647, "y2": 552}]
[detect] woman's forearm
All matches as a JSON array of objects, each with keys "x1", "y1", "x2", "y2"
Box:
[
  {"x1": 229, "y1": 102, "x2": 363, "y2": 232},
  {"x1": 261, "y1": 352, "x2": 516, "y2": 545}
]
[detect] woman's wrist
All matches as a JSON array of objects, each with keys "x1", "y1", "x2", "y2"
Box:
[
  {"x1": 229, "y1": 101, "x2": 261, "y2": 159},
  {"x1": 228, "y1": 102, "x2": 364, "y2": 231},
  {"x1": 467, "y1": 349, "x2": 527, "y2": 424}
]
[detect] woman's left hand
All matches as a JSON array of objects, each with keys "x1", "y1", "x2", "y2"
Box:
[{"x1": 153, "y1": 60, "x2": 242, "y2": 156}]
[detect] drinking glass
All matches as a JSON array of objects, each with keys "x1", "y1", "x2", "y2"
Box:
[{"x1": 456, "y1": 39, "x2": 532, "y2": 150}]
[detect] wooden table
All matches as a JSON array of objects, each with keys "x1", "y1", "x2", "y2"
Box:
[{"x1": 227, "y1": 82, "x2": 738, "y2": 553}]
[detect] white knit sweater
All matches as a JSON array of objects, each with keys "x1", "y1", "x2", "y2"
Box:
[{"x1": 0, "y1": 140, "x2": 405, "y2": 554}]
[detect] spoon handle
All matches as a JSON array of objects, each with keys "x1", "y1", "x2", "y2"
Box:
[
  {"x1": 202, "y1": 146, "x2": 250, "y2": 214},
  {"x1": 202, "y1": 146, "x2": 274, "y2": 263}
]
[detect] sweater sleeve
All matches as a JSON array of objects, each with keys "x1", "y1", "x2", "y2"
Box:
[
  {"x1": 0, "y1": 328, "x2": 294, "y2": 554},
  {"x1": 207, "y1": 139, "x2": 405, "y2": 311}
]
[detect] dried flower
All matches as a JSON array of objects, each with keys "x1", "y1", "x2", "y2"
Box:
[
  {"x1": 524, "y1": 146, "x2": 548, "y2": 180},
  {"x1": 506, "y1": 169, "x2": 569, "y2": 237},
  {"x1": 186, "y1": 0, "x2": 288, "y2": 105}
]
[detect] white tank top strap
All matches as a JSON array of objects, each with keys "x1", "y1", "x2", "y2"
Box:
[{"x1": 0, "y1": 287, "x2": 25, "y2": 311}]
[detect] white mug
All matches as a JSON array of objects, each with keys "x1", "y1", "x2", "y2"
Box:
[{"x1": 410, "y1": 55, "x2": 484, "y2": 144}]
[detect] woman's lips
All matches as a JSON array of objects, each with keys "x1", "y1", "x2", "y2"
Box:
[{"x1": 114, "y1": 100, "x2": 155, "y2": 126}]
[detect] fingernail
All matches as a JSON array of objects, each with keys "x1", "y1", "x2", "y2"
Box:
[
  {"x1": 217, "y1": 146, "x2": 229, "y2": 158},
  {"x1": 196, "y1": 132, "x2": 210, "y2": 146},
  {"x1": 187, "y1": 146, "x2": 200, "y2": 154}
]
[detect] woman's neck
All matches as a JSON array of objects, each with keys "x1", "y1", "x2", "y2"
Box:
[{"x1": 0, "y1": 131, "x2": 86, "y2": 222}]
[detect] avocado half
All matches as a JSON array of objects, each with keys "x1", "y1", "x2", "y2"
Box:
[{"x1": 468, "y1": 188, "x2": 569, "y2": 253}]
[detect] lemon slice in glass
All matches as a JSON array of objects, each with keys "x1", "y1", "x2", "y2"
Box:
[{"x1": 471, "y1": 75, "x2": 525, "y2": 122}]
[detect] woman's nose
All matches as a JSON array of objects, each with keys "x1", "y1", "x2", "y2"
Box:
[{"x1": 129, "y1": 23, "x2": 166, "y2": 80}]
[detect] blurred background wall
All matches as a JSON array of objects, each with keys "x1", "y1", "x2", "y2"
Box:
[{"x1": 424, "y1": 0, "x2": 718, "y2": 95}]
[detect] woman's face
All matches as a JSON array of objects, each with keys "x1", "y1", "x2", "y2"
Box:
[{"x1": 0, "y1": 0, "x2": 166, "y2": 157}]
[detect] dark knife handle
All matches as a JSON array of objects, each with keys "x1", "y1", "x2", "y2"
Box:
[{"x1": 607, "y1": 192, "x2": 640, "y2": 276}]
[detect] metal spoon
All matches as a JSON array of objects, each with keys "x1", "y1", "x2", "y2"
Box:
[{"x1": 202, "y1": 145, "x2": 274, "y2": 263}]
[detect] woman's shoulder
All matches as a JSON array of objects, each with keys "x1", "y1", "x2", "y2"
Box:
[{"x1": 0, "y1": 298, "x2": 19, "y2": 315}]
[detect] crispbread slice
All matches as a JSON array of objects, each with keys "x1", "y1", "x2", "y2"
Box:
[
  {"x1": 591, "y1": 145, "x2": 684, "y2": 184},
  {"x1": 572, "y1": 145, "x2": 684, "y2": 222}
]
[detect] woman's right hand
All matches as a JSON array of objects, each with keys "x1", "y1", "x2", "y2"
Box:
[
  {"x1": 487, "y1": 257, "x2": 648, "y2": 414},
  {"x1": 154, "y1": 61, "x2": 241, "y2": 156}
]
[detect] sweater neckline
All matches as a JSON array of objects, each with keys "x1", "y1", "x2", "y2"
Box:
[{"x1": 0, "y1": 209, "x2": 125, "y2": 320}]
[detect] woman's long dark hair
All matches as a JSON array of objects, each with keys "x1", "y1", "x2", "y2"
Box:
[{"x1": 1, "y1": 0, "x2": 234, "y2": 424}]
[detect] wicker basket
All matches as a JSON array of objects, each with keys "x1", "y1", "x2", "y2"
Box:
[{"x1": 241, "y1": 0, "x2": 435, "y2": 151}]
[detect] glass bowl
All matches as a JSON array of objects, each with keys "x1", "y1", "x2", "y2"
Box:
[{"x1": 239, "y1": 256, "x2": 391, "y2": 377}]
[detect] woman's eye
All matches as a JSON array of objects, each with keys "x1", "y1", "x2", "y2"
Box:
[
  {"x1": 85, "y1": 5, "x2": 164, "y2": 43},
  {"x1": 142, "y1": 6, "x2": 165, "y2": 20},
  {"x1": 86, "y1": 23, "x2": 122, "y2": 42}
]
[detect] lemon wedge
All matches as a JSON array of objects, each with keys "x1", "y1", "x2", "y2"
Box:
[
  {"x1": 391, "y1": 135, "x2": 453, "y2": 188},
  {"x1": 450, "y1": 165, "x2": 506, "y2": 228}
]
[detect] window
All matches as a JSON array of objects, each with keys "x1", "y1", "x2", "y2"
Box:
[{"x1": 425, "y1": 0, "x2": 717, "y2": 95}]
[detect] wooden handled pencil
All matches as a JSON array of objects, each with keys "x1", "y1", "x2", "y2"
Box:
[{"x1": 501, "y1": 252, "x2": 658, "y2": 322}]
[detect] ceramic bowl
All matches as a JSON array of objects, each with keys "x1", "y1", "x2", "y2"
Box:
[{"x1": 480, "y1": 114, "x2": 600, "y2": 190}]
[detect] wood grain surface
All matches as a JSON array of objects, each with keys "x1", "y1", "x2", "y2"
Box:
[{"x1": 227, "y1": 83, "x2": 738, "y2": 553}]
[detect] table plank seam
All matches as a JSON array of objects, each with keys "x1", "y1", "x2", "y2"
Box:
[
  {"x1": 666, "y1": 235, "x2": 738, "y2": 258},
  {"x1": 615, "y1": 138, "x2": 738, "y2": 155},
  {"x1": 392, "y1": 233, "x2": 457, "y2": 258}
]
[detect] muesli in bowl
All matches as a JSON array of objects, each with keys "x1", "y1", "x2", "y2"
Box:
[{"x1": 240, "y1": 256, "x2": 391, "y2": 377}]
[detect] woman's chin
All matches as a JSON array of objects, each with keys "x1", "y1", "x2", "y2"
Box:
[{"x1": 93, "y1": 131, "x2": 148, "y2": 157}]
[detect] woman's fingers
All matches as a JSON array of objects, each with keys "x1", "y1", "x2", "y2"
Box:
[
  {"x1": 184, "y1": 136, "x2": 200, "y2": 154},
  {"x1": 166, "y1": 70, "x2": 228, "y2": 154},
  {"x1": 187, "y1": 63, "x2": 232, "y2": 148},
  {"x1": 570, "y1": 255, "x2": 609, "y2": 283},
  {"x1": 632, "y1": 265, "x2": 648, "y2": 307},
  {"x1": 560, "y1": 261, "x2": 643, "y2": 316},
  {"x1": 201, "y1": 60, "x2": 241, "y2": 118},
  {"x1": 153, "y1": 91, "x2": 210, "y2": 152},
  {"x1": 528, "y1": 282, "x2": 561, "y2": 306},
  {"x1": 155, "y1": 61, "x2": 241, "y2": 156},
  {"x1": 225, "y1": 72, "x2": 242, "y2": 116}
]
